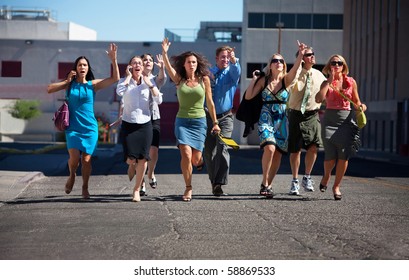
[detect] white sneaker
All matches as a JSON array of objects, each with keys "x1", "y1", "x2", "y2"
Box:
[
  {"x1": 289, "y1": 180, "x2": 300, "y2": 195},
  {"x1": 302, "y1": 176, "x2": 314, "y2": 192}
]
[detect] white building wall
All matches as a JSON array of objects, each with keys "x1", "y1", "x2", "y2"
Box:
[
  {"x1": 68, "y1": 22, "x2": 97, "y2": 41},
  {"x1": 0, "y1": 20, "x2": 95, "y2": 41}
]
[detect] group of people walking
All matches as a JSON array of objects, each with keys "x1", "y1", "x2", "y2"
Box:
[
  {"x1": 47, "y1": 39, "x2": 366, "y2": 202},
  {"x1": 243, "y1": 41, "x2": 366, "y2": 201}
]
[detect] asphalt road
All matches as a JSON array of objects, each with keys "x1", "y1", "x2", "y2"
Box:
[{"x1": 0, "y1": 143, "x2": 408, "y2": 262}]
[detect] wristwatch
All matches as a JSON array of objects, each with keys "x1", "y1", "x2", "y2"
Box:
[{"x1": 213, "y1": 120, "x2": 219, "y2": 125}]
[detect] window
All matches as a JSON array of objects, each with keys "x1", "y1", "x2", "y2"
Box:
[
  {"x1": 248, "y1": 13, "x2": 263, "y2": 28},
  {"x1": 247, "y1": 63, "x2": 267, "y2": 78},
  {"x1": 313, "y1": 14, "x2": 328, "y2": 29},
  {"x1": 1, "y1": 61, "x2": 22, "y2": 77},
  {"x1": 297, "y1": 14, "x2": 312, "y2": 29},
  {"x1": 329, "y1": 14, "x2": 343, "y2": 29},
  {"x1": 281, "y1": 13, "x2": 296, "y2": 28},
  {"x1": 265, "y1": 13, "x2": 279, "y2": 28},
  {"x1": 248, "y1": 13, "x2": 342, "y2": 30},
  {"x1": 58, "y1": 62, "x2": 73, "y2": 80}
]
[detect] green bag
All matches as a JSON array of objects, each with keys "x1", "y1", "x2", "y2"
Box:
[
  {"x1": 356, "y1": 107, "x2": 367, "y2": 129},
  {"x1": 330, "y1": 85, "x2": 367, "y2": 129}
]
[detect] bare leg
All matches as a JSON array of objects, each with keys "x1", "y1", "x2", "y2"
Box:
[
  {"x1": 261, "y1": 145, "x2": 275, "y2": 187},
  {"x1": 81, "y1": 153, "x2": 92, "y2": 199},
  {"x1": 333, "y1": 159, "x2": 348, "y2": 196},
  {"x1": 65, "y1": 148, "x2": 80, "y2": 194},
  {"x1": 267, "y1": 151, "x2": 282, "y2": 186},
  {"x1": 304, "y1": 144, "x2": 318, "y2": 175},
  {"x1": 180, "y1": 144, "x2": 197, "y2": 201},
  {"x1": 133, "y1": 159, "x2": 147, "y2": 202},
  {"x1": 126, "y1": 158, "x2": 136, "y2": 181},
  {"x1": 321, "y1": 159, "x2": 336, "y2": 187},
  {"x1": 179, "y1": 145, "x2": 193, "y2": 187},
  {"x1": 290, "y1": 151, "x2": 301, "y2": 180},
  {"x1": 147, "y1": 145, "x2": 158, "y2": 185}
]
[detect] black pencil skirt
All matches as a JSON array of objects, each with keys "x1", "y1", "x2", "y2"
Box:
[{"x1": 121, "y1": 120, "x2": 152, "y2": 162}]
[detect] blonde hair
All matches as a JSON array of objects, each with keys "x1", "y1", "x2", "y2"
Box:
[
  {"x1": 264, "y1": 53, "x2": 287, "y2": 77},
  {"x1": 322, "y1": 54, "x2": 349, "y2": 76}
]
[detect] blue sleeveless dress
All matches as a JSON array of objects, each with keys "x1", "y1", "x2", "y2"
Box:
[
  {"x1": 258, "y1": 82, "x2": 289, "y2": 153},
  {"x1": 65, "y1": 80, "x2": 98, "y2": 155}
]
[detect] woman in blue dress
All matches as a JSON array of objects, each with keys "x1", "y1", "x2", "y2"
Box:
[
  {"x1": 244, "y1": 41, "x2": 307, "y2": 198},
  {"x1": 47, "y1": 43, "x2": 120, "y2": 199}
]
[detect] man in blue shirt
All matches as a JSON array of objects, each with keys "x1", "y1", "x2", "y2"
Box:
[{"x1": 204, "y1": 46, "x2": 241, "y2": 196}]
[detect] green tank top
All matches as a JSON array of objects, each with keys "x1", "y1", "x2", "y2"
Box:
[{"x1": 176, "y1": 81, "x2": 206, "y2": 118}]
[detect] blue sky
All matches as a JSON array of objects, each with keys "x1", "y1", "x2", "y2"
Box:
[{"x1": 3, "y1": 0, "x2": 243, "y2": 42}]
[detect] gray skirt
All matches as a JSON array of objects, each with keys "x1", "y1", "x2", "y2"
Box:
[{"x1": 322, "y1": 109, "x2": 360, "y2": 160}]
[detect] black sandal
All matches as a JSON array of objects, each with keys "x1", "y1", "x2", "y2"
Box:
[
  {"x1": 319, "y1": 183, "x2": 327, "y2": 192},
  {"x1": 260, "y1": 184, "x2": 274, "y2": 198},
  {"x1": 260, "y1": 184, "x2": 268, "y2": 196},
  {"x1": 334, "y1": 193, "x2": 342, "y2": 200}
]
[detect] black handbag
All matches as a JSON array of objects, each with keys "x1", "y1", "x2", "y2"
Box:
[{"x1": 235, "y1": 75, "x2": 267, "y2": 137}]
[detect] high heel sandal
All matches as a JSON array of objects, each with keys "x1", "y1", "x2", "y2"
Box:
[
  {"x1": 333, "y1": 193, "x2": 342, "y2": 201},
  {"x1": 182, "y1": 186, "x2": 192, "y2": 202},
  {"x1": 259, "y1": 184, "x2": 274, "y2": 198},
  {"x1": 149, "y1": 177, "x2": 157, "y2": 189},
  {"x1": 319, "y1": 183, "x2": 327, "y2": 192},
  {"x1": 332, "y1": 186, "x2": 342, "y2": 200}
]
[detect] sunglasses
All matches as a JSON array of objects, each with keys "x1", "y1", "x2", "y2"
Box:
[
  {"x1": 330, "y1": 61, "x2": 344, "y2": 67},
  {"x1": 304, "y1": 52, "x2": 315, "y2": 57},
  {"x1": 271, "y1": 58, "x2": 284, "y2": 64}
]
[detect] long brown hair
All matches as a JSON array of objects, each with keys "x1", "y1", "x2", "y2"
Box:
[{"x1": 171, "y1": 51, "x2": 210, "y2": 85}]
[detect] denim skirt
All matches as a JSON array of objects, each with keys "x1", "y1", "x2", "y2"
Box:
[{"x1": 174, "y1": 117, "x2": 207, "y2": 152}]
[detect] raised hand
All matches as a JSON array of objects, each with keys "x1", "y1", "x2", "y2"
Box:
[
  {"x1": 106, "y1": 43, "x2": 118, "y2": 62},
  {"x1": 296, "y1": 40, "x2": 307, "y2": 56},
  {"x1": 162, "y1": 38, "x2": 171, "y2": 54},
  {"x1": 154, "y1": 54, "x2": 164, "y2": 70},
  {"x1": 229, "y1": 47, "x2": 236, "y2": 63}
]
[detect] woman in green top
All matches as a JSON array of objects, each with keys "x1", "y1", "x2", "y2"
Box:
[{"x1": 162, "y1": 38, "x2": 220, "y2": 202}]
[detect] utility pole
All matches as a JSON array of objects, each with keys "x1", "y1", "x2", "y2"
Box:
[{"x1": 276, "y1": 22, "x2": 284, "y2": 53}]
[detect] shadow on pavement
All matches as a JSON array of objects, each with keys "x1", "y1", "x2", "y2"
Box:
[{"x1": 1, "y1": 142, "x2": 408, "y2": 178}]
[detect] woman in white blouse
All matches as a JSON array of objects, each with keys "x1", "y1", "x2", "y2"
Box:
[{"x1": 116, "y1": 56, "x2": 162, "y2": 202}]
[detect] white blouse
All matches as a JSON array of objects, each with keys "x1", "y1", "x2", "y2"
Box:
[{"x1": 116, "y1": 77, "x2": 162, "y2": 124}]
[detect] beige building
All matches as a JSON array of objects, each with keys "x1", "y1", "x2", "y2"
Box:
[{"x1": 343, "y1": 0, "x2": 409, "y2": 155}]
